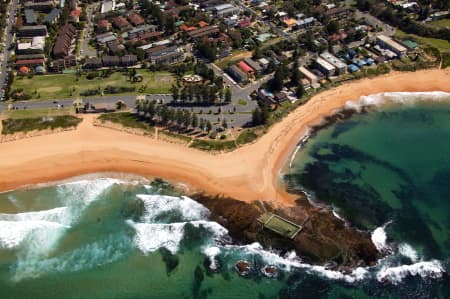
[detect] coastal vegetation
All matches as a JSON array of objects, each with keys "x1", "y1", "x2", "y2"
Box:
[
  {"x1": 1, "y1": 115, "x2": 82, "y2": 135},
  {"x1": 10, "y1": 70, "x2": 174, "y2": 101}
]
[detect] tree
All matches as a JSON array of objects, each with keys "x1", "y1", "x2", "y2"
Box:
[
  {"x1": 171, "y1": 85, "x2": 179, "y2": 102},
  {"x1": 291, "y1": 61, "x2": 301, "y2": 87},
  {"x1": 224, "y1": 87, "x2": 232, "y2": 103},
  {"x1": 296, "y1": 84, "x2": 305, "y2": 99},
  {"x1": 326, "y1": 20, "x2": 339, "y2": 35},
  {"x1": 191, "y1": 114, "x2": 198, "y2": 128},
  {"x1": 199, "y1": 118, "x2": 205, "y2": 130},
  {"x1": 270, "y1": 65, "x2": 285, "y2": 92},
  {"x1": 206, "y1": 120, "x2": 212, "y2": 132},
  {"x1": 222, "y1": 118, "x2": 228, "y2": 129}
]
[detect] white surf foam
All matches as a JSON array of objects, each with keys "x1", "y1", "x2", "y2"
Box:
[
  {"x1": 344, "y1": 91, "x2": 450, "y2": 112},
  {"x1": 129, "y1": 219, "x2": 228, "y2": 255},
  {"x1": 398, "y1": 243, "x2": 419, "y2": 263},
  {"x1": 376, "y1": 260, "x2": 445, "y2": 284},
  {"x1": 0, "y1": 208, "x2": 69, "y2": 249},
  {"x1": 137, "y1": 195, "x2": 211, "y2": 223},
  {"x1": 371, "y1": 226, "x2": 388, "y2": 252},
  {"x1": 203, "y1": 246, "x2": 221, "y2": 270}
]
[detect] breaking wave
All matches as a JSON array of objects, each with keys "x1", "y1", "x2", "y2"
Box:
[
  {"x1": 0, "y1": 177, "x2": 447, "y2": 286},
  {"x1": 344, "y1": 91, "x2": 450, "y2": 112}
]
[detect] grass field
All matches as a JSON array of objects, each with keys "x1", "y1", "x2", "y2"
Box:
[
  {"x1": 11, "y1": 71, "x2": 175, "y2": 101},
  {"x1": 3, "y1": 108, "x2": 73, "y2": 119},
  {"x1": 97, "y1": 112, "x2": 154, "y2": 132},
  {"x1": 2, "y1": 115, "x2": 82, "y2": 135},
  {"x1": 215, "y1": 50, "x2": 252, "y2": 69},
  {"x1": 429, "y1": 19, "x2": 450, "y2": 28},
  {"x1": 189, "y1": 139, "x2": 237, "y2": 151},
  {"x1": 395, "y1": 30, "x2": 450, "y2": 53}
]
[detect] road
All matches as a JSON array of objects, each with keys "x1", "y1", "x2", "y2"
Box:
[
  {"x1": 80, "y1": 4, "x2": 97, "y2": 58},
  {"x1": 0, "y1": 0, "x2": 19, "y2": 100}
]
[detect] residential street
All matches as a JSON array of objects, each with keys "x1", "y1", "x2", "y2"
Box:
[{"x1": 0, "y1": 0, "x2": 19, "y2": 100}]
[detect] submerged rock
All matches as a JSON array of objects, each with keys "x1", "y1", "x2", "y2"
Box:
[{"x1": 235, "y1": 260, "x2": 251, "y2": 276}]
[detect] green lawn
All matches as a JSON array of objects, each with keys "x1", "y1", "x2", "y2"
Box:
[
  {"x1": 97, "y1": 112, "x2": 154, "y2": 132},
  {"x1": 236, "y1": 129, "x2": 258, "y2": 145},
  {"x1": 3, "y1": 107, "x2": 73, "y2": 119},
  {"x1": 395, "y1": 30, "x2": 450, "y2": 53},
  {"x1": 237, "y1": 99, "x2": 248, "y2": 106},
  {"x1": 11, "y1": 71, "x2": 175, "y2": 101},
  {"x1": 429, "y1": 19, "x2": 450, "y2": 28},
  {"x1": 2, "y1": 115, "x2": 82, "y2": 135},
  {"x1": 189, "y1": 139, "x2": 237, "y2": 151}
]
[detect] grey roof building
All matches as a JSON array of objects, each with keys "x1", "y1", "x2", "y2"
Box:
[{"x1": 24, "y1": 9, "x2": 38, "y2": 24}]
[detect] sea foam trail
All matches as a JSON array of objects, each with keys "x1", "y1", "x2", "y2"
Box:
[
  {"x1": 13, "y1": 233, "x2": 131, "y2": 282},
  {"x1": 344, "y1": 91, "x2": 450, "y2": 112},
  {"x1": 376, "y1": 260, "x2": 445, "y2": 284}
]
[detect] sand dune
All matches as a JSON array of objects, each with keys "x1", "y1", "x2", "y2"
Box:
[{"x1": 1, "y1": 69, "x2": 449, "y2": 206}]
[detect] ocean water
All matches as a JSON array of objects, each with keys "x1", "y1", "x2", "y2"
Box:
[{"x1": 0, "y1": 92, "x2": 449, "y2": 298}]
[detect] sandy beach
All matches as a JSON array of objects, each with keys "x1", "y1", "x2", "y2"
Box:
[{"x1": 1, "y1": 68, "x2": 449, "y2": 206}]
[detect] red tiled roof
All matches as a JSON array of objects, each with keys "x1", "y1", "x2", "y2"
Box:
[
  {"x1": 70, "y1": 9, "x2": 81, "y2": 17},
  {"x1": 112, "y1": 16, "x2": 130, "y2": 28},
  {"x1": 98, "y1": 19, "x2": 111, "y2": 28},
  {"x1": 16, "y1": 58, "x2": 45, "y2": 65},
  {"x1": 128, "y1": 13, "x2": 145, "y2": 26},
  {"x1": 238, "y1": 61, "x2": 254, "y2": 73},
  {"x1": 179, "y1": 24, "x2": 197, "y2": 32},
  {"x1": 198, "y1": 21, "x2": 208, "y2": 27}
]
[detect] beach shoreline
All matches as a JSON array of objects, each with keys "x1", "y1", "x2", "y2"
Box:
[{"x1": 1, "y1": 68, "x2": 450, "y2": 206}]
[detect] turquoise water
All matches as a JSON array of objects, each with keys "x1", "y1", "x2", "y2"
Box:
[{"x1": 1, "y1": 92, "x2": 450, "y2": 298}]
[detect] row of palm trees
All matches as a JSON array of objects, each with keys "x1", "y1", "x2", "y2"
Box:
[{"x1": 135, "y1": 99, "x2": 213, "y2": 132}]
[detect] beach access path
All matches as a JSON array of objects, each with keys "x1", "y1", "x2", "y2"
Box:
[{"x1": 0, "y1": 68, "x2": 449, "y2": 207}]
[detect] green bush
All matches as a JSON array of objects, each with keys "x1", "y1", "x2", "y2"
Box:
[
  {"x1": 2, "y1": 115, "x2": 82, "y2": 135},
  {"x1": 190, "y1": 139, "x2": 236, "y2": 151},
  {"x1": 236, "y1": 130, "x2": 258, "y2": 145}
]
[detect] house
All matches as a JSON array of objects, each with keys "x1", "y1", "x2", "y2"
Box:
[
  {"x1": 53, "y1": 24, "x2": 76, "y2": 58},
  {"x1": 96, "y1": 32, "x2": 117, "y2": 44},
  {"x1": 97, "y1": 19, "x2": 112, "y2": 32},
  {"x1": 320, "y1": 52, "x2": 347, "y2": 75},
  {"x1": 257, "y1": 89, "x2": 277, "y2": 106},
  {"x1": 15, "y1": 58, "x2": 45, "y2": 69},
  {"x1": 213, "y1": 4, "x2": 240, "y2": 17},
  {"x1": 24, "y1": 9, "x2": 38, "y2": 24},
  {"x1": 376, "y1": 35, "x2": 407, "y2": 56},
  {"x1": 120, "y1": 54, "x2": 138, "y2": 66},
  {"x1": 315, "y1": 57, "x2": 336, "y2": 77},
  {"x1": 243, "y1": 58, "x2": 262, "y2": 75},
  {"x1": 258, "y1": 58, "x2": 270, "y2": 69},
  {"x1": 228, "y1": 64, "x2": 248, "y2": 83},
  {"x1": 112, "y1": 16, "x2": 131, "y2": 31},
  {"x1": 163, "y1": 5, "x2": 191, "y2": 17},
  {"x1": 45, "y1": 8, "x2": 61, "y2": 24},
  {"x1": 283, "y1": 18, "x2": 297, "y2": 27},
  {"x1": 102, "y1": 55, "x2": 120, "y2": 67},
  {"x1": 17, "y1": 25, "x2": 48, "y2": 37},
  {"x1": 238, "y1": 60, "x2": 255, "y2": 78},
  {"x1": 146, "y1": 46, "x2": 184, "y2": 65},
  {"x1": 101, "y1": 0, "x2": 115, "y2": 14},
  {"x1": 275, "y1": 91, "x2": 288, "y2": 103},
  {"x1": 24, "y1": 1, "x2": 55, "y2": 13},
  {"x1": 127, "y1": 24, "x2": 157, "y2": 39},
  {"x1": 135, "y1": 31, "x2": 163, "y2": 42},
  {"x1": 187, "y1": 25, "x2": 219, "y2": 40},
  {"x1": 299, "y1": 66, "x2": 319, "y2": 86},
  {"x1": 84, "y1": 57, "x2": 102, "y2": 69},
  {"x1": 17, "y1": 36, "x2": 46, "y2": 54},
  {"x1": 70, "y1": 9, "x2": 81, "y2": 23},
  {"x1": 127, "y1": 13, "x2": 145, "y2": 26},
  {"x1": 106, "y1": 40, "x2": 120, "y2": 54},
  {"x1": 49, "y1": 55, "x2": 76, "y2": 72},
  {"x1": 324, "y1": 7, "x2": 350, "y2": 19}
]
